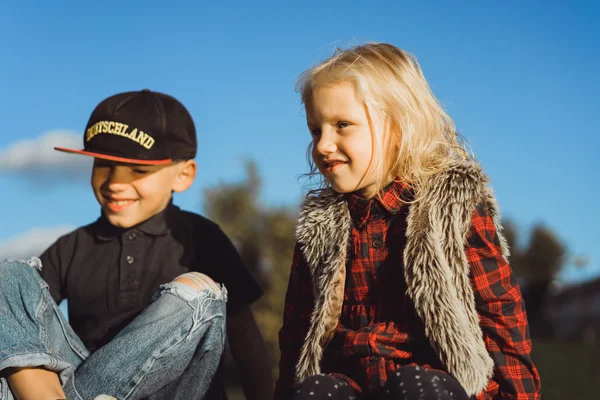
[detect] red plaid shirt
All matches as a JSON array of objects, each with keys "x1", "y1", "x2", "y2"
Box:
[{"x1": 276, "y1": 180, "x2": 541, "y2": 400}]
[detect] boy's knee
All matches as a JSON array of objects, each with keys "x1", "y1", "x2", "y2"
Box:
[
  {"x1": 173, "y1": 272, "x2": 221, "y2": 296},
  {"x1": 0, "y1": 258, "x2": 43, "y2": 290},
  {"x1": 1, "y1": 257, "x2": 42, "y2": 273}
]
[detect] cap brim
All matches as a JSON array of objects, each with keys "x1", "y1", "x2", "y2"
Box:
[{"x1": 54, "y1": 147, "x2": 173, "y2": 165}]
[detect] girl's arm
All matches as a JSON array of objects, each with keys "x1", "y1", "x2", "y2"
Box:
[
  {"x1": 467, "y1": 205, "x2": 541, "y2": 400},
  {"x1": 275, "y1": 244, "x2": 315, "y2": 400}
]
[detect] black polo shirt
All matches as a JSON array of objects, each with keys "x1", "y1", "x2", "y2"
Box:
[{"x1": 39, "y1": 203, "x2": 263, "y2": 352}]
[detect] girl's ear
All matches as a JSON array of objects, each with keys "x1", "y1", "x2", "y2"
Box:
[
  {"x1": 386, "y1": 119, "x2": 402, "y2": 149},
  {"x1": 172, "y1": 160, "x2": 197, "y2": 193}
]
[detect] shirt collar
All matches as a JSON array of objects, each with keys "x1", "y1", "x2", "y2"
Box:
[
  {"x1": 346, "y1": 179, "x2": 412, "y2": 229},
  {"x1": 93, "y1": 201, "x2": 176, "y2": 240}
]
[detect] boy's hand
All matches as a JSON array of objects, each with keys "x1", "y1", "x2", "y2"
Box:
[
  {"x1": 6, "y1": 367, "x2": 66, "y2": 400},
  {"x1": 227, "y1": 305, "x2": 274, "y2": 400}
]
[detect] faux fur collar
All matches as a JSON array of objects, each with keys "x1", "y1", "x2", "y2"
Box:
[{"x1": 294, "y1": 160, "x2": 505, "y2": 396}]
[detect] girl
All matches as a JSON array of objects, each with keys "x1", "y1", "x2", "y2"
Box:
[{"x1": 276, "y1": 43, "x2": 541, "y2": 400}]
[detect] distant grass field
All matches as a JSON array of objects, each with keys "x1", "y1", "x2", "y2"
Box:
[{"x1": 531, "y1": 339, "x2": 599, "y2": 400}]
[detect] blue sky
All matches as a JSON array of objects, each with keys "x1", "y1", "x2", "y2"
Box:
[{"x1": 0, "y1": 0, "x2": 598, "y2": 284}]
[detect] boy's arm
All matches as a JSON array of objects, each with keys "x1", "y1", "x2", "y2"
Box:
[
  {"x1": 467, "y1": 205, "x2": 541, "y2": 400},
  {"x1": 38, "y1": 237, "x2": 67, "y2": 304},
  {"x1": 227, "y1": 304, "x2": 273, "y2": 400}
]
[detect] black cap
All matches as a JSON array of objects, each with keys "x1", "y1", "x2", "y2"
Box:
[{"x1": 55, "y1": 89, "x2": 197, "y2": 165}]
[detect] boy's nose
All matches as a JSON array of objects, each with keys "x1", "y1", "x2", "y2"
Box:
[{"x1": 105, "y1": 167, "x2": 131, "y2": 187}]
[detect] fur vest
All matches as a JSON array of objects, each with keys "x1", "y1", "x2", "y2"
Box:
[{"x1": 294, "y1": 160, "x2": 508, "y2": 396}]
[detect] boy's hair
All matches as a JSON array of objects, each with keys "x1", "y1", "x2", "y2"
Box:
[{"x1": 298, "y1": 43, "x2": 469, "y2": 192}]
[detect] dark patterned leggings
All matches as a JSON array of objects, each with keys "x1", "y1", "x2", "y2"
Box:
[{"x1": 291, "y1": 366, "x2": 471, "y2": 400}]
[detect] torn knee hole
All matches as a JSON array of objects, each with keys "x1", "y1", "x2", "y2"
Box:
[{"x1": 173, "y1": 272, "x2": 221, "y2": 295}]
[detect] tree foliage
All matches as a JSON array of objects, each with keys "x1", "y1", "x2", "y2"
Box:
[{"x1": 504, "y1": 220, "x2": 566, "y2": 283}]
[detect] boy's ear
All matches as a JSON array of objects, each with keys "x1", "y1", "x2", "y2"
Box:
[{"x1": 172, "y1": 160, "x2": 197, "y2": 193}]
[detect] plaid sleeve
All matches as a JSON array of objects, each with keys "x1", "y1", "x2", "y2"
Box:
[
  {"x1": 466, "y1": 205, "x2": 541, "y2": 400},
  {"x1": 275, "y1": 243, "x2": 315, "y2": 400}
]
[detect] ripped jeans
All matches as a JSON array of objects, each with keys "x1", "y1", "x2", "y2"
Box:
[{"x1": 0, "y1": 258, "x2": 227, "y2": 400}]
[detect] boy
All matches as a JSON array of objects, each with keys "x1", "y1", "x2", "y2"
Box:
[{"x1": 1, "y1": 90, "x2": 273, "y2": 399}]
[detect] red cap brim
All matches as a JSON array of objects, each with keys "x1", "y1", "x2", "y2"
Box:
[{"x1": 54, "y1": 147, "x2": 173, "y2": 165}]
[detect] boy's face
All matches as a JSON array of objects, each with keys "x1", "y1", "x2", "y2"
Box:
[
  {"x1": 305, "y1": 82, "x2": 384, "y2": 199},
  {"x1": 91, "y1": 158, "x2": 196, "y2": 228}
]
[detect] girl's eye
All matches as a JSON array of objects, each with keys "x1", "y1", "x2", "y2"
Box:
[
  {"x1": 310, "y1": 128, "x2": 321, "y2": 137},
  {"x1": 337, "y1": 121, "x2": 349, "y2": 129},
  {"x1": 132, "y1": 169, "x2": 150, "y2": 174}
]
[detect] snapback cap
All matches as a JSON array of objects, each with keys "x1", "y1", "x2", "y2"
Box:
[{"x1": 55, "y1": 89, "x2": 197, "y2": 165}]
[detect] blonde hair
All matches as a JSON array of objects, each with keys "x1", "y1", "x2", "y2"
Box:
[{"x1": 298, "y1": 42, "x2": 470, "y2": 193}]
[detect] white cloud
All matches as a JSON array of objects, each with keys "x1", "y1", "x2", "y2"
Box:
[
  {"x1": 0, "y1": 130, "x2": 91, "y2": 175},
  {"x1": 0, "y1": 225, "x2": 75, "y2": 259}
]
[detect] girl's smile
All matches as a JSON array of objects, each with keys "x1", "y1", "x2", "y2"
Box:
[{"x1": 321, "y1": 158, "x2": 348, "y2": 173}]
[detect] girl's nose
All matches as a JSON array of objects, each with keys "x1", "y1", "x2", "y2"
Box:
[{"x1": 314, "y1": 130, "x2": 337, "y2": 155}]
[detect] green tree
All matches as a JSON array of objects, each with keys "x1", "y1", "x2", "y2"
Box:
[
  {"x1": 522, "y1": 226, "x2": 566, "y2": 282},
  {"x1": 503, "y1": 220, "x2": 566, "y2": 283}
]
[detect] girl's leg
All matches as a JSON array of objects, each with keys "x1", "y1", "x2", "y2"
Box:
[
  {"x1": 0, "y1": 259, "x2": 89, "y2": 400},
  {"x1": 382, "y1": 366, "x2": 470, "y2": 400},
  {"x1": 69, "y1": 272, "x2": 227, "y2": 400},
  {"x1": 292, "y1": 375, "x2": 359, "y2": 400}
]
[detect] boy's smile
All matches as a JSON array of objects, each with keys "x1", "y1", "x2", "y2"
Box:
[
  {"x1": 91, "y1": 158, "x2": 196, "y2": 228},
  {"x1": 103, "y1": 197, "x2": 137, "y2": 213}
]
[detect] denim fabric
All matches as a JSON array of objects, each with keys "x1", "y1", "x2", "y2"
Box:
[{"x1": 0, "y1": 258, "x2": 227, "y2": 400}]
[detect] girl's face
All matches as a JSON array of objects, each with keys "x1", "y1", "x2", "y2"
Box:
[{"x1": 305, "y1": 82, "x2": 384, "y2": 199}]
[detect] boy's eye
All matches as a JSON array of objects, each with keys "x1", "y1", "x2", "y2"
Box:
[
  {"x1": 132, "y1": 168, "x2": 150, "y2": 174},
  {"x1": 93, "y1": 162, "x2": 111, "y2": 169},
  {"x1": 336, "y1": 121, "x2": 349, "y2": 129}
]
